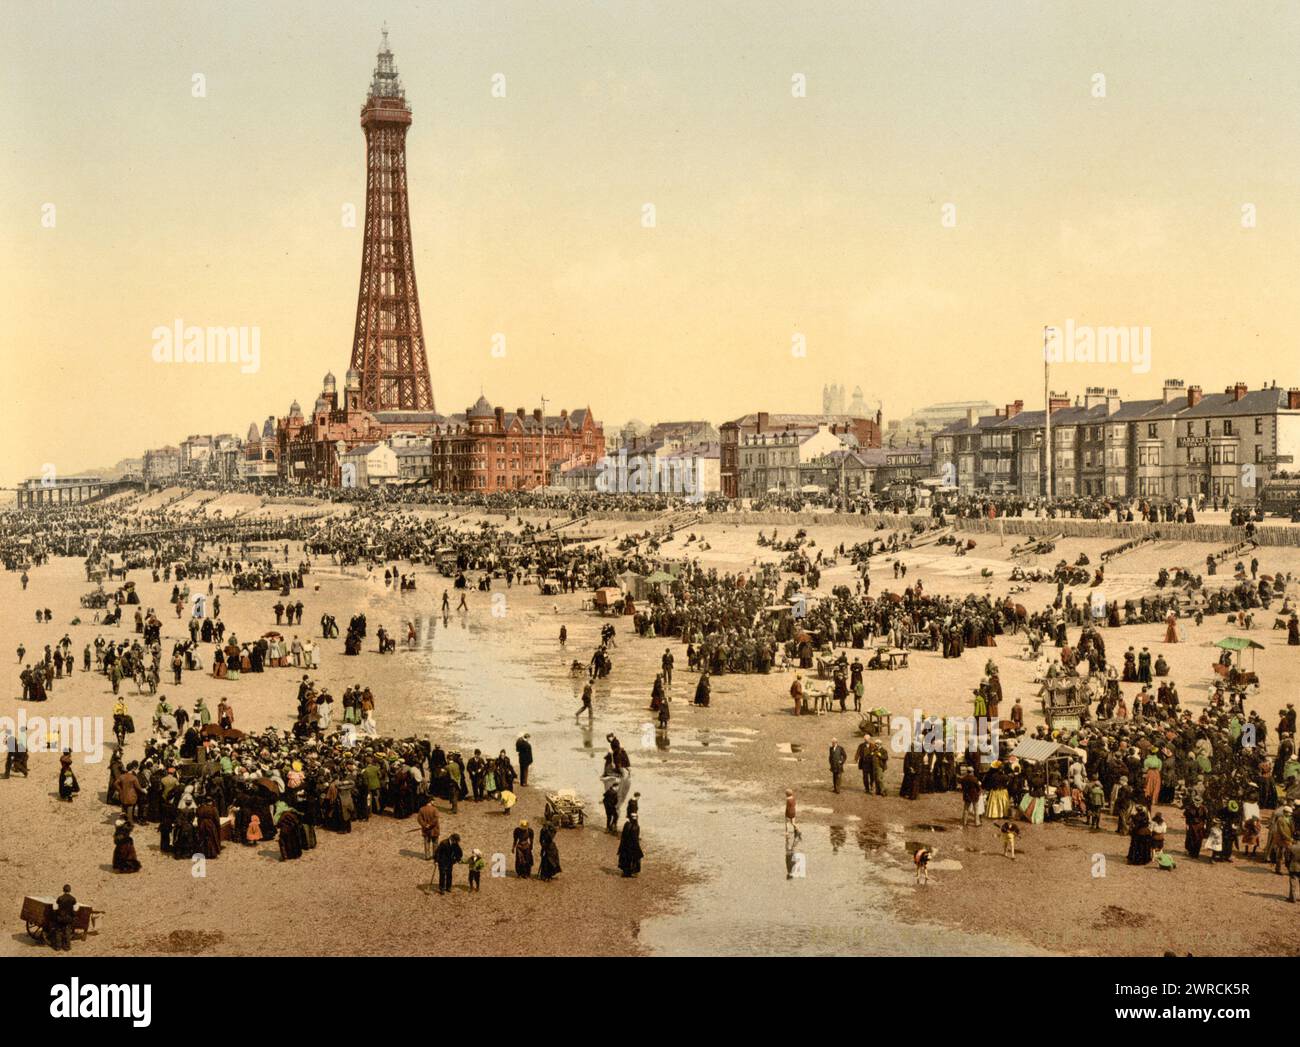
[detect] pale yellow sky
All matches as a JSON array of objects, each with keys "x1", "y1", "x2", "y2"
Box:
[{"x1": 3, "y1": 0, "x2": 1300, "y2": 484}]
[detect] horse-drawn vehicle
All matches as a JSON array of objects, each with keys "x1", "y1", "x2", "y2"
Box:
[
  {"x1": 80, "y1": 586, "x2": 110, "y2": 609},
  {"x1": 21, "y1": 895, "x2": 101, "y2": 944},
  {"x1": 593, "y1": 587, "x2": 624, "y2": 616}
]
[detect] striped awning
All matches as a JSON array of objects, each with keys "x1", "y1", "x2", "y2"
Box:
[{"x1": 1010, "y1": 738, "x2": 1083, "y2": 762}]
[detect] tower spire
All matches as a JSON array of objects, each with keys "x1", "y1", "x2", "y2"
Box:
[{"x1": 349, "y1": 28, "x2": 435, "y2": 414}]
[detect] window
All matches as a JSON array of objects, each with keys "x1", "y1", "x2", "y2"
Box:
[
  {"x1": 1224, "y1": 420, "x2": 1234, "y2": 436},
  {"x1": 1255, "y1": 418, "x2": 1264, "y2": 435},
  {"x1": 1148, "y1": 423, "x2": 1158, "y2": 439}
]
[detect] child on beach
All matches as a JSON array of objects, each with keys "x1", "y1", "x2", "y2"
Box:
[
  {"x1": 784, "y1": 790, "x2": 799, "y2": 836},
  {"x1": 467, "y1": 849, "x2": 485, "y2": 891}
]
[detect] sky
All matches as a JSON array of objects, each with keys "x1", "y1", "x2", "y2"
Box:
[{"x1": 4, "y1": 0, "x2": 1300, "y2": 484}]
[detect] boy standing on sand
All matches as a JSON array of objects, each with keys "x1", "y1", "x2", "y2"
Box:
[{"x1": 784, "y1": 789, "x2": 799, "y2": 836}]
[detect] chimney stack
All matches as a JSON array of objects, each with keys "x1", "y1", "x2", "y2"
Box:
[
  {"x1": 494, "y1": 406, "x2": 505, "y2": 428},
  {"x1": 1288, "y1": 388, "x2": 1300, "y2": 410},
  {"x1": 757, "y1": 411, "x2": 770, "y2": 432},
  {"x1": 1233, "y1": 382, "x2": 1247, "y2": 402},
  {"x1": 1188, "y1": 386, "x2": 1203, "y2": 408},
  {"x1": 1006, "y1": 399, "x2": 1024, "y2": 419}
]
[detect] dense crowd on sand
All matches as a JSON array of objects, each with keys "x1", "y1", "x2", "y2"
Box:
[
  {"x1": 7, "y1": 485, "x2": 1300, "y2": 955},
  {"x1": 3, "y1": 498, "x2": 669, "y2": 951}
]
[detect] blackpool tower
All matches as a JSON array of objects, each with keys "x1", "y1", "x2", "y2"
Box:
[{"x1": 348, "y1": 28, "x2": 435, "y2": 413}]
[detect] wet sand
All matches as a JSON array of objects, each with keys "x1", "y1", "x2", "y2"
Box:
[{"x1": 4, "y1": 495, "x2": 1300, "y2": 955}]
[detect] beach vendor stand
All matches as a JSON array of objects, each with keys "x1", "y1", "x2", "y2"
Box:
[
  {"x1": 859, "y1": 706, "x2": 892, "y2": 737},
  {"x1": 1009, "y1": 738, "x2": 1087, "y2": 824},
  {"x1": 1212, "y1": 636, "x2": 1263, "y2": 689}
]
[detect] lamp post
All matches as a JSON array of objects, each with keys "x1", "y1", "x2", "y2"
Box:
[{"x1": 1043, "y1": 325, "x2": 1054, "y2": 507}]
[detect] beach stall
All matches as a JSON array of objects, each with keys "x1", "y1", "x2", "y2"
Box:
[
  {"x1": 1212, "y1": 636, "x2": 1263, "y2": 688},
  {"x1": 593, "y1": 587, "x2": 624, "y2": 615}
]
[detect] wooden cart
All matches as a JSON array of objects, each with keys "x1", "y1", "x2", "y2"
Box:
[
  {"x1": 859, "y1": 707, "x2": 892, "y2": 737},
  {"x1": 544, "y1": 791, "x2": 586, "y2": 828},
  {"x1": 21, "y1": 896, "x2": 101, "y2": 944}
]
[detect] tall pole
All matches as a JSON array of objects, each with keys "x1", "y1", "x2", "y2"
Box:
[
  {"x1": 1043, "y1": 326, "x2": 1053, "y2": 505},
  {"x1": 539, "y1": 394, "x2": 549, "y2": 490}
]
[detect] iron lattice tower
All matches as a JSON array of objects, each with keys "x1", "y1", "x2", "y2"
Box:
[{"x1": 349, "y1": 28, "x2": 435, "y2": 413}]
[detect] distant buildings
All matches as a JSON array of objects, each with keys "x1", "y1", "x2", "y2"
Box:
[
  {"x1": 142, "y1": 446, "x2": 180, "y2": 485},
  {"x1": 795, "y1": 446, "x2": 935, "y2": 500},
  {"x1": 930, "y1": 381, "x2": 1300, "y2": 503},
  {"x1": 720, "y1": 410, "x2": 883, "y2": 498},
  {"x1": 241, "y1": 419, "x2": 279, "y2": 482},
  {"x1": 889, "y1": 399, "x2": 998, "y2": 447},
  {"x1": 427, "y1": 398, "x2": 603, "y2": 492},
  {"x1": 736, "y1": 424, "x2": 853, "y2": 498},
  {"x1": 822, "y1": 383, "x2": 871, "y2": 418}
]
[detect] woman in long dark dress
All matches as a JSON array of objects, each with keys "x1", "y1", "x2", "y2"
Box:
[
  {"x1": 58, "y1": 764, "x2": 79, "y2": 802},
  {"x1": 538, "y1": 822, "x2": 561, "y2": 880},
  {"x1": 112, "y1": 821, "x2": 141, "y2": 872},
  {"x1": 512, "y1": 820, "x2": 535, "y2": 878},
  {"x1": 276, "y1": 804, "x2": 303, "y2": 860},
  {"x1": 195, "y1": 800, "x2": 222, "y2": 859},
  {"x1": 693, "y1": 672, "x2": 711, "y2": 707},
  {"x1": 171, "y1": 811, "x2": 198, "y2": 860},
  {"x1": 618, "y1": 815, "x2": 643, "y2": 877},
  {"x1": 1127, "y1": 805, "x2": 1153, "y2": 865},
  {"x1": 1183, "y1": 799, "x2": 1209, "y2": 857}
]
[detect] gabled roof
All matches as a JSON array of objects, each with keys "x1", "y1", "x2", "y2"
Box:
[
  {"x1": 1184, "y1": 387, "x2": 1286, "y2": 418},
  {"x1": 1109, "y1": 398, "x2": 1162, "y2": 421}
]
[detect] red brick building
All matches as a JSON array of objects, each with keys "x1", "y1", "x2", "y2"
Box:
[
  {"x1": 429, "y1": 396, "x2": 603, "y2": 491},
  {"x1": 277, "y1": 371, "x2": 438, "y2": 485}
]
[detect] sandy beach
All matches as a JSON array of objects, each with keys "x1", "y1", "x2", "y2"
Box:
[{"x1": 4, "y1": 492, "x2": 1300, "y2": 956}]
